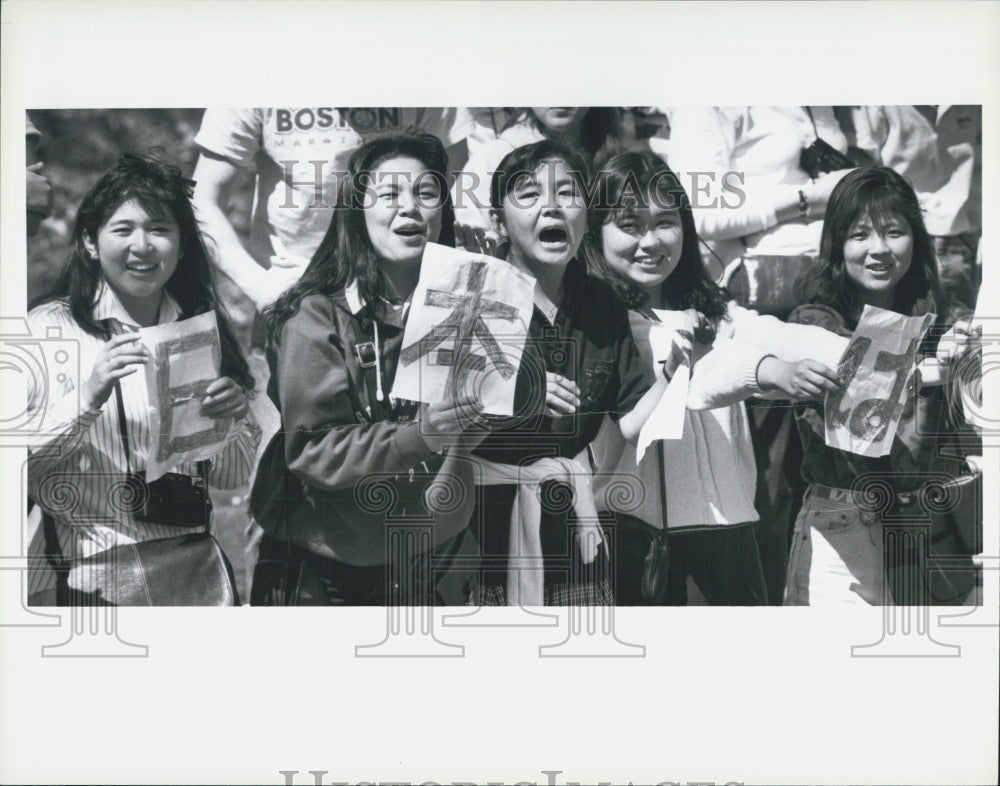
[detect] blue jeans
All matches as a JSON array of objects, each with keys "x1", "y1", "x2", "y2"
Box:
[
  {"x1": 784, "y1": 485, "x2": 977, "y2": 606},
  {"x1": 784, "y1": 487, "x2": 887, "y2": 606}
]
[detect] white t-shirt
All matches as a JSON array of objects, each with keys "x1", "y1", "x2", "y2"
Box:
[{"x1": 195, "y1": 107, "x2": 475, "y2": 265}]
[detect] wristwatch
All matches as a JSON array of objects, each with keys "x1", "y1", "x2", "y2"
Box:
[{"x1": 797, "y1": 189, "x2": 809, "y2": 222}]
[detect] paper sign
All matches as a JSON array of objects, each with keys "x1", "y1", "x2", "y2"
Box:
[
  {"x1": 824, "y1": 304, "x2": 935, "y2": 457},
  {"x1": 140, "y1": 311, "x2": 230, "y2": 480},
  {"x1": 635, "y1": 309, "x2": 695, "y2": 463},
  {"x1": 392, "y1": 243, "x2": 534, "y2": 416}
]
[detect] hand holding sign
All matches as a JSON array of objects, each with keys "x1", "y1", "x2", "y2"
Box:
[
  {"x1": 936, "y1": 317, "x2": 981, "y2": 367},
  {"x1": 392, "y1": 243, "x2": 534, "y2": 416},
  {"x1": 140, "y1": 312, "x2": 233, "y2": 480},
  {"x1": 824, "y1": 305, "x2": 934, "y2": 457},
  {"x1": 543, "y1": 372, "x2": 581, "y2": 417},
  {"x1": 199, "y1": 376, "x2": 249, "y2": 421},
  {"x1": 758, "y1": 357, "x2": 842, "y2": 399}
]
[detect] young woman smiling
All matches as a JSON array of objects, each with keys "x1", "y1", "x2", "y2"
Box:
[
  {"x1": 786, "y1": 166, "x2": 979, "y2": 606},
  {"x1": 26, "y1": 154, "x2": 260, "y2": 605},
  {"x1": 588, "y1": 151, "x2": 847, "y2": 605}
]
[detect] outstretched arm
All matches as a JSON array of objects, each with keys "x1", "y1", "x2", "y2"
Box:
[{"x1": 192, "y1": 151, "x2": 299, "y2": 310}]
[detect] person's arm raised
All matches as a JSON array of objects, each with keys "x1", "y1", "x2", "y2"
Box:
[{"x1": 192, "y1": 151, "x2": 298, "y2": 310}]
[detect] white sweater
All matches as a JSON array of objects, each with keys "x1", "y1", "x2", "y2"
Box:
[
  {"x1": 655, "y1": 106, "x2": 849, "y2": 264},
  {"x1": 591, "y1": 303, "x2": 847, "y2": 531}
]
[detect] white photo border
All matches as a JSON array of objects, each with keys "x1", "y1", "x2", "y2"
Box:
[{"x1": 2, "y1": 2, "x2": 998, "y2": 785}]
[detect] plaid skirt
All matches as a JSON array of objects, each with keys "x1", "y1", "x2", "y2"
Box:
[{"x1": 478, "y1": 578, "x2": 614, "y2": 606}]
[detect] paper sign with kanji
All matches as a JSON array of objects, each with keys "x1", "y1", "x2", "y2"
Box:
[
  {"x1": 140, "y1": 312, "x2": 232, "y2": 480},
  {"x1": 392, "y1": 243, "x2": 534, "y2": 416},
  {"x1": 824, "y1": 304, "x2": 934, "y2": 457}
]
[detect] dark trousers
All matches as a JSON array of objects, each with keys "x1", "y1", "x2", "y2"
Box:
[
  {"x1": 476, "y1": 482, "x2": 609, "y2": 598},
  {"x1": 747, "y1": 399, "x2": 805, "y2": 605},
  {"x1": 665, "y1": 523, "x2": 768, "y2": 606},
  {"x1": 603, "y1": 512, "x2": 660, "y2": 606},
  {"x1": 250, "y1": 528, "x2": 479, "y2": 606}
]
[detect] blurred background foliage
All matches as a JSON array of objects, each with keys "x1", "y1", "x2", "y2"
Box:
[{"x1": 27, "y1": 109, "x2": 255, "y2": 321}]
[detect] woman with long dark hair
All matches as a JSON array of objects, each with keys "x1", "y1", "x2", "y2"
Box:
[
  {"x1": 249, "y1": 132, "x2": 482, "y2": 605},
  {"x1": 588, "y1": 151, "x2": 846, "y2": 604},
  {"x1": 26, "y1": 153, "x2": 260, "y2": 604},
  {"x1": 786, "y1": 166, "x2": 979, "y2": 605}
]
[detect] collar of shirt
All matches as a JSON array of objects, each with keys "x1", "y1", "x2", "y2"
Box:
[
  {"x1": 344, "y1": 278, "x2": 410, "y2": 328},
  {"x1": 533, "y1": 290, "x2": 560, "y2": 326},
  {"x1": 91, "y1": 281, "x2": 182, "y2": 329},
  {"x1": 530, "y1": 258, "x2": 587, "y2": 326}
]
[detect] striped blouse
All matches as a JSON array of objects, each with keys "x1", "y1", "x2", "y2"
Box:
[{"x1": 25, "y1": 284, "x2": 262, "y2": 595}]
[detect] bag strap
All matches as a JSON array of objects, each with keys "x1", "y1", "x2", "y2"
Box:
[
  {"x1": 656, "y1": 440, "x2": 669, "y2": 536},
  {"x1": 112, "y1": 380, "x2": 134, "y2": 475},
  {"x1": 359, "y1": 352, "x2": 388, "y2": 421},
  {"x1": 41, "y1": 508, "x2": 71, "y2": 603},
  {"x1": 348, "y1": 308, "x2": 394, "y2": 422}
]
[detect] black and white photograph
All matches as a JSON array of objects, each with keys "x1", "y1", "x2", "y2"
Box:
[{"x1": 1, "y1": 2, "x2": 997, "y2": 785}]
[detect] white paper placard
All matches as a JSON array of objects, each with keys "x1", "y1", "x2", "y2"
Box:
[{"x1": 392, "y1": 243, "x2": 534, "y2": 416}]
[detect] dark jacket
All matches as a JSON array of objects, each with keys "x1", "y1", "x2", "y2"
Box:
[
  {"x1": 249, "y1": 287, "x2": 475, "y2": 566},
  {"x1": 788, "y1": 302, "x2": 971, "y2": 493}
]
